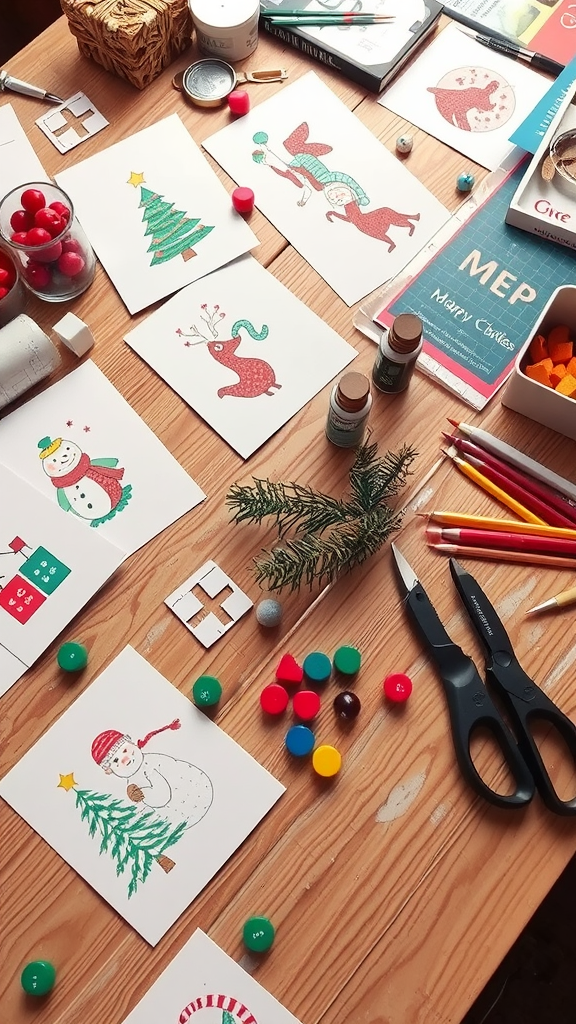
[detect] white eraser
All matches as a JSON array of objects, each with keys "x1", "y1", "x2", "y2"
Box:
[{"x1": 52, "y1": 312, "x2": 95, "y2": 357}]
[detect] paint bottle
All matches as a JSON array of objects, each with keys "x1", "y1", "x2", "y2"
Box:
[
  {"x1": 188, "y1": 0, "x2": 259, "y2": 63},
  {"x1": 326, "y1": 372, "x2": 372, "y2": 448},
  {"x1": 372, "y1": 313, "x2": 423, "y2": 394}
]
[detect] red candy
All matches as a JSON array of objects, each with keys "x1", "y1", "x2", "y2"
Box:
[
  {"x1": 26, "y1": 226, "x2": 52, "y2": 247},
  {"x1": 10, "y1": 209, "x2": 34, "y2": 233},
  {"x1": 20, "y1": 188, "x2": 46, "y2": 214},
  {"x1": 293, "y1": 690, "x2": 321, "y2": 721},
  {"x1": 383, "y1": 673, "x2": 413, "y2": 703},
  {"x1": 275, "y1": 653, "x2": 303, "y2": 685},
  {"x1": 228, "y1": 89, "x2": 250, "y2": 116},
  {"x1": 25, "y1": 261, "x2": 51, "y2": 288},
  {"x1": 35, "y1": 207, "x2": 64, "y2": 237},
  {"x1": 58, "y1": 251, "x2": 85, "y2": 277},
  {"x1": 49, "y1": 201, "x2": 70, "y2": 221},
  {"x1": 10, "y1": 231, "x2": 29, "y2": 245},
  {"x1": 260, "y1": 683, "x2": 289, "y2": 715},
  {"x1": 232, "y1": 187, "x2": 255, "y2": 215}
]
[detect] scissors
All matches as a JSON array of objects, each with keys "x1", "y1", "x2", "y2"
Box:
[{"x1": 391, "y1": 543, "x2": 576, "y2": 815}]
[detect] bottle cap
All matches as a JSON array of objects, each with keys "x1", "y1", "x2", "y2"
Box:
[
  {"x1": 336, "y1": 372, "x2": 370, "y2": 412},
  {"x1": 389, "y1": 313, "x2": 423, "y2": 354}
]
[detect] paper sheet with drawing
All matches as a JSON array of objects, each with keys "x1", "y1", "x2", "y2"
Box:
[{"x1": 0, "y1": 104, "x2": 47, "y2": 197}]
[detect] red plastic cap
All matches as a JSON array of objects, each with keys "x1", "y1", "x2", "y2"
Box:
[
  {"x1": 260, "y1": 682, "x2": 289, "y2": 715},
  {"x1": 232, "y1": 187, "x2": 255, "y2": 215},
  {"x1": 293, "y1": 689, "x2": 321, "y2": 721},
  {"x1": 383, "y1": 673, "x2": 413, "y2": 703},
  {"x1": 228, "y1": 89, "x2": 250, "y2": 116}
]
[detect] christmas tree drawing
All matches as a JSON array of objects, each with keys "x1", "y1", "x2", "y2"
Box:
[
  {"x1": 60, "y1": 772, "x2": 187, "y2": 897},
  {"x1": 128, "y1": 171, "x2": 214, "y2": 266}
]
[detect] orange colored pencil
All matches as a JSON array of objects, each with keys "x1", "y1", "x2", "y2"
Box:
[
  {"x1": 419, "y1": 511, "x2": 576, "y2": 541},
  {"x1": 427, "y1": 540, "x2": 576, "y2": 569}
]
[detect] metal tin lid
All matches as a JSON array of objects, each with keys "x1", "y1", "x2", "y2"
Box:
[{"x1": 175, "y1": 59, "x2": 237, "y2": 107}]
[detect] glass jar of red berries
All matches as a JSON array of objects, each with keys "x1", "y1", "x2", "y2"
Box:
[
  {"x1": 0, "y1": 245, "x2": 26, "y2": 327},
  {"x1": 0, "y1": 182, "x2": 95, "y2": 302}
]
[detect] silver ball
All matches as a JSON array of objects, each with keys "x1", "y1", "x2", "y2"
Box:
[
  {"x1": 396, "y1": 134, "x2": 413, "y2": 155},
  {"x1": 255, "y1": 598, "x2": 283, "y2": 627}
]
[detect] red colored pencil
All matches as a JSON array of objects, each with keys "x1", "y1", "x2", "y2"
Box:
[
  {"x1": 431, "y1": 525, "x2": 576, "y2": 557},
  {"x1": 427, "y1": 540, "x2": 576, "y2": 569},
  {"x1": 442, "y1": 433, "x2": 576, "y2": 528},
  {"x1": 451, "y1": 450, "x2": 569, "y2": 528}
]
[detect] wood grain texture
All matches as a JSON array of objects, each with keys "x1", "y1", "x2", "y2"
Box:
[{"x1": 1, "y1": 16, "x2": 576, "y2": 1024}]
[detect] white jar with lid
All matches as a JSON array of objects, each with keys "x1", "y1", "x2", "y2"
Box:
[{"x1": 189, "y1": 0, "x2": 260, "y2": 62}]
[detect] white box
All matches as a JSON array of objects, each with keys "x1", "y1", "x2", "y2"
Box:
[
  {"x1": 506, "y1": 79, "x2": 576, "y2": 250},
  {"x1": 501, "y1": 285, "x2": 576, "y2": 439}
]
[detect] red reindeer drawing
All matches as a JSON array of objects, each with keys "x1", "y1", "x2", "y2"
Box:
[
  {"x1": 427, "y1": 79, "x2": 500, "y2": 130},
  {"x1": 176, "y1": 305, "x2": 281, "y2": 400}
]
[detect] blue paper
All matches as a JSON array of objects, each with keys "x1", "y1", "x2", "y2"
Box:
[{"x1": 509, "y1": 56, "x2": 576, "y2": 154}]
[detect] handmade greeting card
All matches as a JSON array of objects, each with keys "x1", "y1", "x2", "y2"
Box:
[
  {"x1": 124, "y1": 255, "x2": 357, "y2": 457},
  {"x1": 119, "y1": 928, "x2": 302, "y2": 1023},
  {"x1": 0, "y1": 647, "x2": 285, "y2": 945},
  {"x1": 0, "y1": 361, "x2": 205, "y2": 557},
  {"x1": 380, "y1": 24, "x2": 550, "y2": 171},
  {"x1": 55, "y1": 114, "x2": 258, "y2": 314},
  {"x1": 0, "y1": 464, "x2": 124, "y2": 695},
  {"x1": 203, "y1": 73, "x2": 449, "y2": 306}
]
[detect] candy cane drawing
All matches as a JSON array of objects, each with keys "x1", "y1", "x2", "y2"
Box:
[
  {"x1": 179, "y1": 993, "x2": 258, "y2": 1024},
  {"x1": 176, "y1": 305, "x2": 281, "y2": 399}
]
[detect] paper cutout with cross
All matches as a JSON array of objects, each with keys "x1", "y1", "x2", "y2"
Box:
[
  {"x1": 165, "y1": 560, "x2": 253, "y2": 648},
  {"x1": 36, "y1": 92, "x2": 109, "y2": 154}
]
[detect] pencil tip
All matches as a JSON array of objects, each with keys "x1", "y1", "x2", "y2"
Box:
[
  {"x1": 447, "y1": 418, "x2": 460, "y2": 428},
  {"x1": 526, "y1": 600, "x2": 552, "y2": 614}
]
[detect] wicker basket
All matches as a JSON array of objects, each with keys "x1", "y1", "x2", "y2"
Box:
[{"x1": 60, "y1": 0, "x2": 193, "y2": 89}]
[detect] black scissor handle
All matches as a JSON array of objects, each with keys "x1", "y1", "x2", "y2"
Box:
[{"x1": 488, "y1": 652, "x2": 576, "y2": 817}]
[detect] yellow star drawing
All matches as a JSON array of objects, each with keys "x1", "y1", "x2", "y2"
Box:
[
  {"x1": 57, "y1": 772, "x2": 77, "y2": 792},
  {"x1": 127, "y1": 171, "x2": 145, "y2": 187}
]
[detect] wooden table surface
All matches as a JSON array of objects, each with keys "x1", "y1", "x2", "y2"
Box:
[{"x1": 2, "y1": 15, "x2": 576, "y2": 1024}]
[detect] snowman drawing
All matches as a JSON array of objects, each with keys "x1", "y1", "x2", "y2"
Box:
[
  {"x1": 38, "y1": 436, "x2": 132, "y2": 527},
  {"x1": 91, "y1": 718, "x2": 214, "y2": 829}
]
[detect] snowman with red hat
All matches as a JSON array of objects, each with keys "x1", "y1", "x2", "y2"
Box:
[{"x1": 91, "y1": 718, "x2": 213, "y2": 828}]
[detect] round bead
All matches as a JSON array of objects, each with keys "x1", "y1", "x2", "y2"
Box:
[
  {"x1": 303, "y1": 651, "x2": 331, "y2": 685},
  {"x1": 292, "y1": 689, "x2": 321, "y2": 721},
  {"x1": 255, "y1": 598, "x2": 283, "y2": 627},
  {"x1": 21, "y1": 960, "x2": 56, "y2": 996},
  {"x1": 275, "y1": 653, "x2": 303, "y2": 685},
  {"x1": 57, "y1": 641, "x2": 88, "y2": 672},
  {"x1": 228, "y1": 89, "x2": 250, "y2": 116},
  {"x1": 312, "y1": 744, "x2": 342, "y2": 777},
  {"x1": 333, "y1": 645, "x2": 361, "y2": 676},
  {"x1": 383, "y1": 672, "x2": 413, "y2": 703},
  {"x1": 456, "y1": 172, "x2": 475, "y2": 193},
  {"x1": 260, "y1": 682, "x2": 289, "y2": 715},
  {"x1": 232, "y1": 187, "x2": 255, "y2": 215},
  {"x1": 395, "y1": 134, "x2": 413, "y2": 154},
  {"x1": 285, "y1": 724, "x2": 315, "y2": 756},
  {"x1": 333, "y1": 691, "x2": 361, "y2": 720},
  {"x1": 243, "y1": 915, "x2": 275, "y2": 952},
  {"x1": 192, "y1": 675, "x2": 222, "y2": 707}
]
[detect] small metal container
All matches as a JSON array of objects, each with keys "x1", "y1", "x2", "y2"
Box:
[{"x1": 172, "y1": 59, "x2": 287, "y2": 108}]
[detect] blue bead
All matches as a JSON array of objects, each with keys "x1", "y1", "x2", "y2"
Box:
[
  {"x1": 285, "y1": 725, "x2": 315, "y2": 757},
  {"x1": 456, "y1": 172, "x2": 475, "y2": 193}
]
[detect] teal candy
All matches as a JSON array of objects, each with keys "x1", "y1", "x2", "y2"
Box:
[
  {"x1": 456, "y1": 172, "x2": 475, "y2": 193},
  {"x1": 303, "y1": 651, "x2": 331, "y2": 684},
  {"x1": 21, "y1": 960, "x2": 56, "y2": 996}
]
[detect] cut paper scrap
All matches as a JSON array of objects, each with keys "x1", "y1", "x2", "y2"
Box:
[
  {"x1": 0, "y1": 360, "x2": 205, "y2": 558},
  {"x1": 509, "y1": 55, "x2": 576, "y2": 154},
  {"x1": 55, "y1": 113, "x2": 258, "y2": 314},
  {"x1": 119, "y1": 929, "x2": 303, "y2": 1023},
  {"x1": 0, "y1": 647, "x2": 285, "y2": 946},
  {"x1": 36, "y1": 92, "x2": 109, "y2": 153},
  {"x1": 124, "y1": 254, "x2": 357, "y2": 458},
  {"x1": 165, "y1": 560, "x2": 253, "y2": 648},
  {"x1": 0, "y1": 104, "x2": 47, "y2": 198},
  {"x1": 203, "y1": 72, "x2": 449, "y2": 306},
  {"x1": 380, "y1": 23, "x2": 550, "y2": 170},
  {"x1": 0, "y1": 463, "x2": 124, "y2": 696}
]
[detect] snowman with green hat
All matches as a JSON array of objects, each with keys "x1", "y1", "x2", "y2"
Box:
[{"x1": 38, "y1": 436, "x2": 132, "y2": 527}]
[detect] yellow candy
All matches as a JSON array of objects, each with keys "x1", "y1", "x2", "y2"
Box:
[{"x1": 312, "y1": 744, "x2": 342, "y2": 778}]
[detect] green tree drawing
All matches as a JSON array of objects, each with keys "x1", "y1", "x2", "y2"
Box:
[
  {"x1": 70, "y1": 783, "x2": 187, "y2": 898},
  {"x1": 138, "y1": 186, "x2": 214, "y2": 266}
]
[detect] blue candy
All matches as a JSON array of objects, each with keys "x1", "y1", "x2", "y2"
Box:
[{"x1": 285, "y1": 725, "x2": 315, "y2": 757}]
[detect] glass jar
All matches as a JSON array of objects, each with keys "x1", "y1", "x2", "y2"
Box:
[
  {"x1": 0, "y1": 244, "x2": 26, "y2": 327},
  {"x1": 0, "y1": 181, "x2": 95, "y2": 303}
]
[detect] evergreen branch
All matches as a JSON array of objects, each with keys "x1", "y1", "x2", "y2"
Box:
[
  {"x1": 349, "y1": 440, "x2": 417, "y2": 511},
  {"x1": 227, "y1": 479, "x2": 352, "y2": 538}
]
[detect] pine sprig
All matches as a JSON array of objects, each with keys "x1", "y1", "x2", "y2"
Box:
[{"x1": 226, "y1": 437, "x2": 417, "y2": 592}]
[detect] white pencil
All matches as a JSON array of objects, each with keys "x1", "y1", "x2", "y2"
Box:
[{"x1": 448, "y1": 419, "x2": 576, "y2": 503}]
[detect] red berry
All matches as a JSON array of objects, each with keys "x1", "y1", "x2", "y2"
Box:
[
  {"x1": 26, "y1": 226, "x2": 52, "y2": 247},
  {"x1": 58, "y1": 251, "x2": 85, "y2": 276},
  {"x1": 61, "y1": 237, "x2": 82, "y2": 255},
  {"x1": 49, "y1": 201, "x2": 70, "y2": 221},
  {"x1": 25, "y1": 261, "x2": 51, "y2": 288},
  {"x1": 0, "y1": 267, "x2": 14, "y2": 288},
  {"x1": 11, "y1": 231, "x2": 29, "y2": 245},
  {"x1": 34, "y1": 241, "x2": 63, "y2": 263},
  {"x1": 20, "y1": 188, "x2": 46, "y2": 214},
  {"x1": 10, "y1": 209, "x2": 34, "y2": 232},
  {"x1": 34, "y1": 207, "x2": 64, "y2": 237},
  {"x1": 0, "y1": 286, "x2": 9, "y2": 300}
]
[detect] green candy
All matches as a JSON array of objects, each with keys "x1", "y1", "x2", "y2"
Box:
[
  {"x1": 21, "y1": 960, "x2": 56, "y2": 996},
  {"x1": 192, "y1": 675, "x2": 222, "y2": 708},
  {"x1": 57, "y1": 642, "x2": 88, "y2": 672},
  {"x1": 242, "y1": 915, "x2": 275, "y2": 953},
  {"x1": 333, "y1": 645, "x2": 361, "y2": 675}
]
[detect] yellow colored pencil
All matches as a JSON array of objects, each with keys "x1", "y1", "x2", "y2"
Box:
[
  {"x1": 527, "y1": 585, "x2": 576, "y2": 614},
  {"x1": 419, "y1": 511, "x2": 576, "y2": 541},
  {"x1": 442, "y1": 450, "x2": 546, "y2": 525}
]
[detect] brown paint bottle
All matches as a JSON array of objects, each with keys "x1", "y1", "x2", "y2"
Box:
[{"x1": 372, "y1": 312, "x2": 423, "y2": 394}]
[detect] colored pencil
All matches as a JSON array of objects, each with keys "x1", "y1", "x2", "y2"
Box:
[
  {"x1": 442, "y1": 449, "x2": 546, "y2": 525},
  {"x1": 261, "y1": 13, "x2": 395, "y2": 24},
  {"x1": 261, "y1": 8, "x2": 382, "y2": 15},
  {"x1": 447, "y1": 419, "x2": 576, "y2": 502},
  {"x1": 419, "y1": 511, "x2": 576, "y2": 541},
  {"x1": 527, "y1": 585, "x2": 576, "y2": 614},
  {"x1": 442, "y1": 433, "x2": 576, "y2": 528},
  {"x1": 428, "y1": 540, "x2": 576, "y2": 570},
  {"x1": 451, "y1": 449, "x2": 571, "y2": 529},
  {"x1": 430, "y1": 525, "x2": 576, "y2": 557}
]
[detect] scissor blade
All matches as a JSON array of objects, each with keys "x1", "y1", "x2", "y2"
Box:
[
  {"x1": 390, "y1": 542, "x2": 418, "y2": 589},
  {"x1": 391, "y1": 543, "x2": 456, "y2": 651},
  {"x1": 449, "y1": 558, "x2": 513, "y2": 656}
]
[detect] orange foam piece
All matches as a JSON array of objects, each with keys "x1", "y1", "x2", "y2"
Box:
[
  {"x1": 547, "y1": 324, "x2": 571, "y2": 347},
  {"x1": 535, "y1": 357, "x2": 554, "y2": 373},
  {"x1": 555, "y1": 373, "x2": 576, "y2": 398},
  {"x1": 549, "y1": 338, "x2": 573, "y2": 364},
  {"x1": 550, "y1": 364, "x2": 567, "y2": 387},
  {"x1": 529, "y1": 333, "x2": 548, "y2": 362},
  {"x1": 525, "y1": 362, "x2": 552, "y2": 386},
  {"x1": 567, "y1": 356, "x2": 576, "y2": 377}
]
